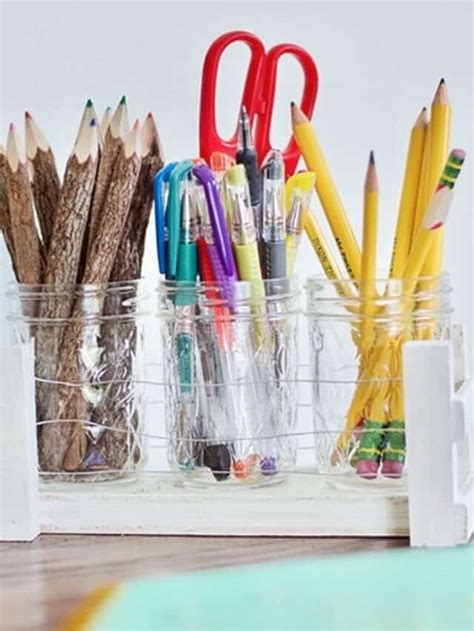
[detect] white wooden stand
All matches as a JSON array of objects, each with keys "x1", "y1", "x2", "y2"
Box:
[{"x1": 1, "y1": 330, "x2": 472, "y2": 545}]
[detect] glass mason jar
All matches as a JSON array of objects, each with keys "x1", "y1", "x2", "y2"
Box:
[
  {"x1": 158, "y1": 277, "x2": 300, "y2": 486},
  {"x1": 305, "y1": 274, "x2": 452, "y2": 479},
  {"x1": 7, "y1": 281, "x2": 149, "y2": 481}
]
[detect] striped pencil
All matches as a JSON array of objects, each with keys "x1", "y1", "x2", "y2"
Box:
[{"x1": 25, "y1": 111, "x2": 61, "y2": 251}]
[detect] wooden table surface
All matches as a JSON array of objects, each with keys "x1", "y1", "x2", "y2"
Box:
[{"x1": 1, "y1": 535, "x2": 407, "y2": 631}]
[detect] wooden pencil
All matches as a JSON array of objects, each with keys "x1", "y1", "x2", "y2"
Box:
[
  {"x1": 100, "y1": 106, "x2": 112, "y2": 141},
  {"x1": 35, "y1": 119, "x2": 100, "y2": 438},
  {"x1": 291, "y1": 102, "x2": 362, "y2": 280},
  {"x1": 41, "y1": 121, "x2": 142, "y2": 472},
  {"x1": 97, "y1": 113, "x2": 164, "y2": 470},
  {"x1": 25, "y1": 111, "x2": 61, "y2": 251},
  {"x1": 110, "y1": 112, "x2": 164, "y2": 282},
  {"x1": 4, "y1": 123, "x2": 42, "y2": 284},
  {"x1": 86, "y1": 95, "x2": 130, "y2": 251},
  {"x1": 42, "y1": 119, "x2": 100, "y2": 290},
  {"x1": 75, "y1": 99, "x2": 100, "y2": 147},
  {"x1": 0, "y1": 143, "x2": 18, "y2": 278}
]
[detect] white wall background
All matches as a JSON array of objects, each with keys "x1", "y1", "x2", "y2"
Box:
[{"x1": 1, "y1": 0, "x2": 473, "y2": 367}]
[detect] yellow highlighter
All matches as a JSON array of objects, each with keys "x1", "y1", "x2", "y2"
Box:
[
  {"x1": 225, "y1": 165, "x2": 265, "y2": 337},
  {"x1": 284, "y1": 172, "x2": 315, "y2": 276}
]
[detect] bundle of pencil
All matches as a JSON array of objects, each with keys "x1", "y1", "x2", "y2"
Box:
[
  {"x1": 1, "y1": 97, "x2": 164, "y2": 474},
  {"x1": 291, "y1": 79, "x2": 465, "y2": 479}
]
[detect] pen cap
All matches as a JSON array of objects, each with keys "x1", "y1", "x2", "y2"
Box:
[
  {"x1": 225, "y1": 165, "x2": 256, "y2": 245},
  {"x1": 261, "y1": 150, "x2": 286, "y2": 242},
  {"x1": 285, "y1": 171, "x2": 316, "y2": 214},
  {"x1": 180, "y1": 177, "x2": 199, "y2": 244}
]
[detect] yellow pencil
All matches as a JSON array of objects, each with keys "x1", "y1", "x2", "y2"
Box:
[
  {"x1": 291, "y1": 102, "x2": 361, "y2": 280},
  {"x1": 390, "y1": 108, "x2": 428, "y2": 278},
  {"x1": 360, "y1": 151, "x2": 379, "y2": 348},
  {"x1": 419, "y1": 79, "x2": 451, "y2": 277}
]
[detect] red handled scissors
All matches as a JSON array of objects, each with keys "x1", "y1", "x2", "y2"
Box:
[{"x1": 199, "y1": 30, "x2": 319, "y2": 177}]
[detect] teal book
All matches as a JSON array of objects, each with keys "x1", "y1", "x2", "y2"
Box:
[{"x1": 63, "y1": 545, "x2": 473, "y2": 630}]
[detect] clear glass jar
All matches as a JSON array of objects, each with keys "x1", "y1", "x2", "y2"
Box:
[
  {"x1": 7, "y1": 281, "x2": 149, "y2": 481},
  {"x1": 158, "y1": 278, "x2": 300, "y2": 486},
  {"x1": 305, "y1": 274, "x2": 452, "y2": 479}
]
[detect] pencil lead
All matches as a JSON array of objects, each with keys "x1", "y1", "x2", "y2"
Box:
[
  {"x1": 90, "y1": 118, "x2": 97, "y2": 127},
  {"x1": 146, "y1": 112, "x2": 153, "y2": 119},
  {"x1": 439, "y1": 78, "x2": 445, "y2": 86},
  {"x1": 369, "y1": 150, "x2": 375, "y2": 165},
  {"x1": 86, "y1": 98, "x2": 93, "y2": 108},
  {"x1": 25, "y1": 111, "x2": 32, "y2": 120},
  {"x1": 132, "y1": 118, "x2": 140, "y2": 130},
  {"x1": 119, "y1": 95, "x2": 127, "y2": 106},
  {"x1": 9, "y1": 122, "x2": 15, "y2": 132},
  {"x1": 290, "y1": 101, "x2": 296, "y2": 108}
]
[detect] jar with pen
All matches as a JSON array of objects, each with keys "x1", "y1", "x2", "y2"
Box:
[
  {"x1": 154, "y1": 149, "x2": 304, "y2": 485},
  {"x1": 8, "y1": 281, "x2": 150, "y2": 481}
]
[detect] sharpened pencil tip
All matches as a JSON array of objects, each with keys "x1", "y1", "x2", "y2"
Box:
[
  {"x1": 132, "y1": 118, "x2": 140, "y2": 130},
  {"x1": 146, "y1": 112, "x2": 153, "y2": 119},
  {"x1": 120, "y1": 95, "x2": 127, "y2": 105},
  {"x1": 369, "y1": 150, "x2": 375, "y2": 165},
  {"x1": 439, "y1": 78, "x2": 445, "y2": 86},
  {"x1": 86, "y1": 98, "x2": 93, "y2": 107},
  {"x1": 290, "y1": 101, "x2": 296, "y2": 108},
  {"x1": 9, "y1": 122, "x2": 15, "y2": 132},
  {"x1": 90, "y1": 118, "x2": 97, "y2": 127},
  {"x1": 105, "y1": 106, "x2": 112, "y2": 112},
  {"x1": 25, "y1": 111, "x2": 32, "y2": 120}
]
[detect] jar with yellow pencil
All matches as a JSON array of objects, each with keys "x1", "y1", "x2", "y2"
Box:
[{"x1": 305, "y1": 273, "x2": 452, "y2": 480}]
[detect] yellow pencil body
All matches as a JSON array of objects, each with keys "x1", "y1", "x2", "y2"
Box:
[
  {"x1": 390, "y1": 111, "x2": 427, "y2": 277},
  {"x1": 411, "y1": 122, "x2": 432, "y2": 240},
  {"x1": 420, "y1": 100, "x2": 451, "y2": 276},
  {"x1": 292, "y1": 119, "x2": 361, "y2": 279}
]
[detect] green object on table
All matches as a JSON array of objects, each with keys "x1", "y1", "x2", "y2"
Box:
[{"x1": 80, "y1": 546, "x2": 473, "y2": 630}]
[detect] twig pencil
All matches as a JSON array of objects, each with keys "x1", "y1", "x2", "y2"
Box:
[
  {"x1": 42, "y1": 119, "x2": 100, "y2": 291},
  {"x1": 75, "y1": 99, "x2": 99, "y2": 146},
  {"x1": 25, "y1": 111, "x2": 61, "y2": 251},
  {"x1": 291, "y1": 102, "x2": 362, "y2": 279},
  {"x1": 87, "y1": 96, "x2": 130, "y2": 250},
  {"x1": 40, "y1": 120, "x2": 142, "y2": 473},
  {"x1": 100, "y1": 106, "x2": 112, "y2": 141},
  {"x1": 4, "y1": 123, "x2": 42, "y2": 284},
  {"x1": 389, "y1": 108, "x2": 428, "y2": 278},
  {"x1": 82, "y1": 118, "x2": 141, "y2": 284},
  {"x1": 35, "y1": 119, "x2": 100, "y2": 433},
  {"x1": 60, "y1": 120, "x2": 142, "y2": 472},
  {"x1": 110, "y1": 112, "x2": 164, "y2": 282},
  {"x1": 0, "y1": 143, "x2": 18, "y2": 278}
]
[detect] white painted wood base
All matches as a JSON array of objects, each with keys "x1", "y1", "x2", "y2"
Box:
[{"x1": 39, "y1": 473, "x2": 409, "y2": 537}]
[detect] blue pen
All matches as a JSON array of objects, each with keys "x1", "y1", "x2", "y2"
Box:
[
  {"x1": 153, "y1": 162, "x2": 178, "y2": 275},
  {"x1": 166, "y1": 161, "x2": 194, "y2": 278}
]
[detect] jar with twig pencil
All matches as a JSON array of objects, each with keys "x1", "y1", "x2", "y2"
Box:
[
  {"x1": 158, "y1": 277, "x2": 300, "y2": 487},
  {"x1": 305, "y1": 273, "x2": 452, "y2": 481},
  {"x1": 8, "y1": 281, "x2": 151, "y2": 481}
]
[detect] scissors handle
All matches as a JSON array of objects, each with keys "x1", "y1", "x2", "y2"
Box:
[
  {"x1": 199, "y1": 31, "x2": 266, "y2": 164},
  {"x1": 256, "y1": 43, "x2": 319, "y2": 177}
]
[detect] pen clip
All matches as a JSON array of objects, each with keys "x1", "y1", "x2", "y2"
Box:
[
  {"x1": 192, "y1": 164, "x2": 236, "y2": 278},
  {"x1": 154, "y1": 162, "x2": 178, "y2": 275},
  {"x1": 167, "y1": 160, "x2": 194, "y2": 278}
]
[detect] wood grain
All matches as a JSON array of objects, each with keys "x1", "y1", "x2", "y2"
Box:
[{"x1": 0, "y1": 534, "x2": 407, "y2": 631}]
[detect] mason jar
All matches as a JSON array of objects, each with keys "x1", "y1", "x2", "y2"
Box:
[
  {"x1": 158, "y1": 277, "x2": 300, "y2": 486},
  {"x1": 305, "y1": 274, "x2": 452, "y2": 479},
  {"x1": 7, "y1": 281, "x2": 149, "y2": 481}
]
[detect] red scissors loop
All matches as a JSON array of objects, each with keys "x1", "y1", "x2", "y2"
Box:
[
  {"x1": 199, "y1": 31, "x2": 265, "y2": 163},
  {"x1": 255, "y1": 43, "x2": 318, "y2": 177},
  {"x1": 199, "y1": 31, "x2": 319, "y2": 177}
]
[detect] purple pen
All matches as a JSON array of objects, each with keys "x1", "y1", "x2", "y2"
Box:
[{"x1": 193, "y1": 164, "x2": 237, "y2": 281}]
